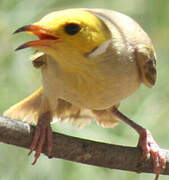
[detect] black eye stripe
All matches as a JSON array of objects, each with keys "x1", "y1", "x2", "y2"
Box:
[{"x1": 64, "y1": 23, "x2": 81, "y2": 35}]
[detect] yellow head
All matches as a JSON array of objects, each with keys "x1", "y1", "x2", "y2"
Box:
[{"x1": 15, "y1": 9, "x2": 111, "y2": 57}]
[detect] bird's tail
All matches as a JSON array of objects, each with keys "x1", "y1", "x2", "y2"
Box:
[
  {"x1": 3, "y1": 88, "x2": 42, "y2": 124},
  {"x1": 3, "y1": 87, "x2": 119, "y2": 128},
  {"x1": 55, "y1": 99, "x2": 119, "y2": 128}
]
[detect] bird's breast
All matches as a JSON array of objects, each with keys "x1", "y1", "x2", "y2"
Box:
[{"x1": 41, "y1": 55, "x2": 141, "y2": 110}]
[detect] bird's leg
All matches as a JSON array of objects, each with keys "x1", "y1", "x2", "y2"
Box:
[
  {"x1": 29, "y1": 111, "x2": 53, "y2": 165},
  {"x1": 113, "y1": 109, "x2": 166, "y2": 179}
]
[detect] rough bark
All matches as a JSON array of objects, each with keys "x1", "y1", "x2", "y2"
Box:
[{"x1": 0, "y1": 116, "x2": 169, "y2": 176}]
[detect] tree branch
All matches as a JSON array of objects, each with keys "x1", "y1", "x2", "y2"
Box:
[{"x1": 0, "y1": 116, "x2": 169, "y2": 176}]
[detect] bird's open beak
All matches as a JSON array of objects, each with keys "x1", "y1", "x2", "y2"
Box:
[{"x1": 14, "y1": 25, "x2": 59, "y2": 51}]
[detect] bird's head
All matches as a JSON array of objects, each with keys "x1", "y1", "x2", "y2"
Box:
[{"x1": 14, "y1": 9, "x2": 111, "y2": 59}]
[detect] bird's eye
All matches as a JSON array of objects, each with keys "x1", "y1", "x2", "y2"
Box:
[{"x1": 64, "y1": 23, "x2": 81, "y2": 35}]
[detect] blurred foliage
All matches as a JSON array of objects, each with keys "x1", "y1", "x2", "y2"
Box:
[{"x1": 0, "y1": 0, "x2": 169, "y2": 179}]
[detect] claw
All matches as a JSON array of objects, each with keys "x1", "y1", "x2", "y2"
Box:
[
  {"x1": 29, "y1": 112, "x2": 53, "y2": 164},
  {"x1": 112, "y1": 110, "x2": 166, "y2": 180},
  {"x1": 138, "y1": 130, "x2": 166, "y2": 179}
]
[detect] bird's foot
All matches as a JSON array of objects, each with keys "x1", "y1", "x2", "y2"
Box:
[
  {"x1": 138, "y1": 129, "x2": 166, "y2": 180},
  {"x1": 28, "y1": 112, "x2": 53, "y2": 165}
]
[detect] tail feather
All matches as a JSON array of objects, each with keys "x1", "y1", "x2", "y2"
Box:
[
  {"x1": 55, "y1": 99, "x2": 119, "y2": 128},
  {"x1": 4, "y1": 88, "x2": 119, "y2": 128},
  {"x1": 3, "y1": 88, "x2": 42, "y2": 124}
]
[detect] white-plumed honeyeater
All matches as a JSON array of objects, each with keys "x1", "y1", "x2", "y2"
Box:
[{"x1": 4, "y1": 8, "x2": 165, "y2": 179}]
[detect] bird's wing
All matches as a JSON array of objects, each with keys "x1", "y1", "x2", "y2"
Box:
[
  {"x1": 3, "y1": 88, "x2": 42, "y2": 124},
  {"x1": 3, "y1": 52, "x2": 48, "y2": 124},
  {"x1": 136, "y1": 45, "x2": 157, "y2": 88}
]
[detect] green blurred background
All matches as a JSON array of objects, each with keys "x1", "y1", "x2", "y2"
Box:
[{"x1": 0, "y1": 0, "x2": 169, "y2": 179}]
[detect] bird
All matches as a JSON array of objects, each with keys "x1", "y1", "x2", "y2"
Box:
[{"x1": 4, "y1": 8, "x2": 165, "y2": 179}]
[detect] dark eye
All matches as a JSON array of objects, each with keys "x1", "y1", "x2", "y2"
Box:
[{"x1": 64, "y1": 23, "x2": 81, "y2": 35}]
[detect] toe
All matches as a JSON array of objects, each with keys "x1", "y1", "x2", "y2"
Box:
[
  {"x1": 138, "y1": 130, "x2": 166, "y2": 177},
  {"x1": 28, "y1": 125, "x2": 41, "y2": 156},
  {"x1": 46, "y1": 125, "x2": 53, "y2": 157},
  {"x1": 28, "y1": 112, "x2": 53, "y2": 164}
]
